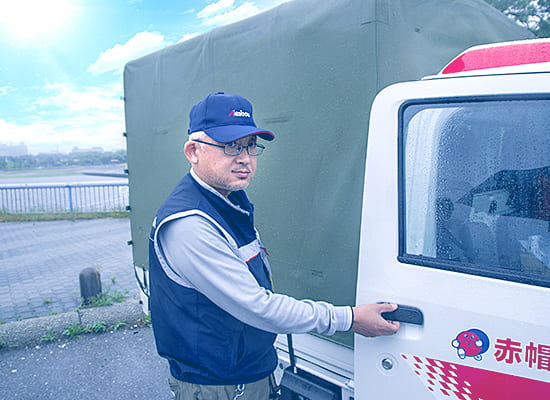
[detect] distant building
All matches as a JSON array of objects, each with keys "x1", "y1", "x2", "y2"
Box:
[
  {"x1": 71, "y1": 146, "x2": 104, "y2": 153},
  {"x1": 0, "y1": 142, "x2": 28, "y2": 156}
]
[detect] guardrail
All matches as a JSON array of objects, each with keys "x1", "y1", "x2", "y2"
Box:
[{"x1": 0, "y1": 183, "x2": 129, "y2": 214}]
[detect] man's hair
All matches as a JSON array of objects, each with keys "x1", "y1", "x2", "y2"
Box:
[{"x1": 188, "y1": 131, "x2": 207, "y2": 142}]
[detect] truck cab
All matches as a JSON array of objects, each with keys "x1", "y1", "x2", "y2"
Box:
[{"x1": 354, "y1": 39, "x2": 550, "y2": 399}]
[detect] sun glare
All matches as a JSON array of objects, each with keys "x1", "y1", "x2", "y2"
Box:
[{"x1": 0, "y1": 0, "x2": 77, "y2": 43}]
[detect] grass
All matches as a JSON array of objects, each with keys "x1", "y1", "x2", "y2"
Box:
[
  {"x1": 59, "y1": 320, "x2": 134, "y2": 340},
  {"x1": 63, "y1": 322, "x2": 91, "y2": 338},
  {"x1": 3, "y1": 315, "x2": 147, "y2": 348},
  {"x1": 37, "y1": 312, "x2": 134, "y2": 344},
  {"x1": 62, "y1": 320, "x2": 127, "y2": 338},
  {"x1": 89, "y1": 321, "x2": 108, "y2": 333},
  {"x1": 80, "y1": 288, "x2": 128, "y2": 308},
  {"x1": 0, "y1": 284, "x2": 133, "y2": 348},
  {"x1": 110, "y1": 321, "x2": 128, "y2": 331},
  {"x1": 41, "y1": 329, "x2": 57, "y2": 343},
  {"x1": 28, "y1": 317, "x2": 135, "y2": 345},
  {"x1": 0, "y1": 211, "x2": 129, "y2": 223}
]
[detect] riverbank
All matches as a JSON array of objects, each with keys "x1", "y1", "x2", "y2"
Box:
[
  {"x1": 0, "y1": 211, "x2": 129, "y2": 223},
  {"x1": 0, "y1": 164, "x2": 127, "y2": 184}
]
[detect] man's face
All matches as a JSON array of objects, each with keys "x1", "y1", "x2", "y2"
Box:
[{"x1": 186, "y1": 135, "x2": 258, "y2": 197}]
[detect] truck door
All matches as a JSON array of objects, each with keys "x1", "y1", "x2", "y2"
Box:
[{"x1": 355, "y1": 73, "x2": 550, "y2": 399}]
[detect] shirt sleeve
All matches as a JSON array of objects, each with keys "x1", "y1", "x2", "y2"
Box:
[{"x1": 156, "y1": 215, "x2": 352, "y2": 335}]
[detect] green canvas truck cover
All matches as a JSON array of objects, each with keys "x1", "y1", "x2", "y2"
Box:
[{"x1": 123, "y1": 0, "x2": 532, "y2": 347}]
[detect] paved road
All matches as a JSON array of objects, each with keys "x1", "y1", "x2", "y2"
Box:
[
  {"x1": 0, "y1": 218, "x2": 138, "y2": 323},
  {"x1": 0, "y1": 326, "x2": 172, "y2": 400}
]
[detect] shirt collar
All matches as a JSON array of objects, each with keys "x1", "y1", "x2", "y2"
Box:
[{"x1": 190, "y1": 168, "x2": 250, "y2": 215}]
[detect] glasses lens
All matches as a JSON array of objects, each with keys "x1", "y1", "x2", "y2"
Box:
[
  {"x1": 223, "y1": 142, "x2": 264, "y2": 156},
  {"x1": 224, "y1": 142, "x2": 242, "y2": 156},
  {"x1": 248, "y1": 143, "x2": 263, "y2": 156}
]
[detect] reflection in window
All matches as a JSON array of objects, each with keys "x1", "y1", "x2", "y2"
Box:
[{"x1": 401, "y1": 98, "x2": 550, "y2": 286}]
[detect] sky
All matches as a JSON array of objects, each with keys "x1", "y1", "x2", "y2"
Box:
[{"x1": 0, "y1": 0, "x2": 291, "y2": 155}]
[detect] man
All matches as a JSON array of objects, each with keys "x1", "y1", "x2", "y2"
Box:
[{"x1": 149, "y1": 92, "x2": 400, "y2": 399}]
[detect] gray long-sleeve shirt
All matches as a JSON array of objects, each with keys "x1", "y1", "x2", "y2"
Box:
[{"x1": 156, "y1": 174, "x2": 353, "y2": 336}]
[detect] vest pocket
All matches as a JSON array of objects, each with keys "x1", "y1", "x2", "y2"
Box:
[{"x1": 197, "y1": 301, "x2": 244, "y2": 374}]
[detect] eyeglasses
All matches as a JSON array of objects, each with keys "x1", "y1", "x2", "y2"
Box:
[{"x1": 192, "y1": 139, "x2": 265, "y2": 156}]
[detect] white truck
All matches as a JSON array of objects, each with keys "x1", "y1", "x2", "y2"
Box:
[
  {"x1": 274, "y1": 38, "x2": 550, "y2": 400},
  {"x1": 123, "y1": 1, "x2": 548, "y2": 398}
]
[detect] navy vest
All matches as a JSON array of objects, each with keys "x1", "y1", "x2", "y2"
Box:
[{"x1": 148, "y1": 173, "x2": 277, "y2": 385}]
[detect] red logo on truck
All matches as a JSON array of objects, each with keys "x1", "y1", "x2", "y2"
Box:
[{"x1": 452, "y1": 329, "x2": 490, "y2": 361}]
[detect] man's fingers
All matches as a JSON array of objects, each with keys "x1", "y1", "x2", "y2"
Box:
[
  {"x1": 378, "y1": 302, "x2": 398, "y2": 313},
  {"x1": 351, "y1": 304, "x2": 401, "y2": 337}
]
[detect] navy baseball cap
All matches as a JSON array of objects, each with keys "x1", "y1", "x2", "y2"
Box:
[{"x1": 188, "y1": 92, "x2": 275, "y2": 143}]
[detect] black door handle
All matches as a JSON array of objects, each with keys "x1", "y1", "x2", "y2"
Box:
[{"x1": 381, "y1": 304, "x2": 424, "y2": 325}]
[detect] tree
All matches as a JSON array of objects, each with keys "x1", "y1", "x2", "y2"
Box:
[{"x1": 485, "y1": 0, "x2": 550, "y2": 37}]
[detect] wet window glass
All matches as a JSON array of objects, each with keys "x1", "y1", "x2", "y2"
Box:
[{"x1": 400, "y1": 98, "x2": 550, "y2": 287}]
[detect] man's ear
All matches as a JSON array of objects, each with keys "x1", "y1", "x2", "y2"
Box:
[{"x1": 184, "y1": 141, "x2": 200, "y2": 164}]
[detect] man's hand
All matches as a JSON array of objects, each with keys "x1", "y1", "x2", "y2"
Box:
[{"x1": 351, "y1": 303, "x2": 400, "y2": 337}]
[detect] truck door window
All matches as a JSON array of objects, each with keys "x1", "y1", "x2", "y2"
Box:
[{"x1": 399, "y1": 97, "x2": 550, "y2": 287}]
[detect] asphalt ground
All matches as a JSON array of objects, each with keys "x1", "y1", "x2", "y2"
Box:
[
  {"x1": 0, "y1": 218, "x2": 172, "y2": 399},
  {"x1": 0, "y1": 326, "x2": 171, "y2": 399}
]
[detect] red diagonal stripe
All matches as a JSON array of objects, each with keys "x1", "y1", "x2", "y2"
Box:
[{"x1": 426, "y1": 357, "x2": 550, "y2": 400}]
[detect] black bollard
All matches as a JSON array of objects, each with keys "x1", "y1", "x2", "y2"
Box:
[{"x1": 79, "y1": 267, "x2": 102, "y2": 305}]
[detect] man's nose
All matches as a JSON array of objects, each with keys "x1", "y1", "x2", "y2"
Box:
[{"x1": 235, "y1": 147, "x2": 251, "y2": 162}]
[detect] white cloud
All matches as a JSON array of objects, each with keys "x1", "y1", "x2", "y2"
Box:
[
  {"x1": 198, "y1": 0, "x2": 234, "y2": 19},
  {"x1": 198, "y1": 1, "x2": 262, "y2": 27},
  {"x1": 87, "y1": 31, "x2": 170, "y2": 75},
  {"x1": 1, "y1": 83, "x2": 125, "y2": 154},
  {"x1": 0, "y1": 83, "x2": 14, "y2": 96},
  {"x1": 0, "y1": 118, "x2": 53, "y2": 146},
  {"x1": 37, "y1": 83, "x2": 122, "y2": 113}
]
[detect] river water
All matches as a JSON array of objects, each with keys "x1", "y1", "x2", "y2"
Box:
[{"x1": 0, "y1": 165, "x2": 128, "y2": 185}]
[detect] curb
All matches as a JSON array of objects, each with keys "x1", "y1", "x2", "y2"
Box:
[{"x1": 0, "y1": 300, "x2": 146, "y2": 350}]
